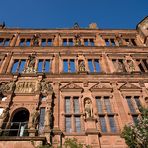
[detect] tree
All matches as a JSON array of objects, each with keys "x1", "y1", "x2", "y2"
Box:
[{"x1": 121, "y1": 108, "x2": 148, "y2": 148}]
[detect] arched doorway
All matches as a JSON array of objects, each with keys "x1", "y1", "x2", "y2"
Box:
[{"x1": 9, "y1": 108, "x2": 29, "y2": 136}]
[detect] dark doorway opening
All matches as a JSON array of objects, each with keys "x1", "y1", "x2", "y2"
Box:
[{"x1": 9, "y1": 109, "x2": 29, "y2": 136}]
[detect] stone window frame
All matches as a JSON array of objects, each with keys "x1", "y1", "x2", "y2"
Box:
[
  {"x1": 60, "y1": 85, "x2": 84, "y2": 135},
  {"x1": 8, "y1": 54, "x2": 54, "y2": 73},
  {"x1": 91, "y1": 88, "x2": 119, "y2": 134},
  {"x1": 120, "y1": 86, "x2": 143, "y2": 124}
]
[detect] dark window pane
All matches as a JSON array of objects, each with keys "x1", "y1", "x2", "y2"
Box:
[
  {"x1": 96, "y1": 97, "x2": 103, "y2": 113},
  {"x1": 108, "y1": 116, "x2": 116, "y2": 132},
  {"x1": 19, "y1": 60, "x2": 26, "y2": 73},
  {"x1": 63, "y1": 59, "x2": 68, "y2": 72},
  {"x1": 11, "y1": 60, "x2": 19, "y2": 73},
  {"x1": 75, "y1": 117, "x2": 81, "y2": 132},
  {"x1": 39, "y1": 108, "x2": 45, "y2": 134},
  {"x1": 94, "y1": 59, "x2": 101, "y2": 72},
  {"x1": 126, "y1": 96, "x2": 136, "y2": 113},
  {"x1": 65, "y1": 117, "x2": 71, "y2": 133},
  {"x1": 38, "y1": 60, "x2": 43, "y2": 72},
  {"x1": 132, "y1": 115, "x2": 138, "y2": 124},
  {"x1": 99, "y1": 116, "x2": 107, "y2": 132},
  {"x1": 73, "y1": 97, "x2": 79, "y2": 113},
  {"x1": 70, "y1": 59, "x2": 75, "y2": 72},
  {"x1": 134, "y1": 96, "x2": 141, "y2": 109},
  {"x1": 45, "y1": 60, "x2": 50, "y2": 72},
  {"x1": 104, "y1": 96, "x2": 112, "y2": 113},
  {"x1": 88, "y1": 59, "x2": 94, "y2": 72},
  {"x1": 65, "y1": 97, "x2": 70, "y2": 113}
]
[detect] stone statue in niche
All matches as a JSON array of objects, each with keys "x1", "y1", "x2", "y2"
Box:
[
  {"x1": 44, "y1": 107, "x2": 52, "y2": 129},
  {"x1": 79, "y1": 60, "x2": 85, "y2": 72},
  {"x1": 32, "y1": 34, "x2": 40, "y2": 46},
  {"x1": 23, "y1": 54, "x2": 36, "y2": 73},
  {"x1": 117, "y1": 60, "x2": 126, "y2": 72},
  {"x1": 40, "y1": 80, "x2": 53, "y2": 94},
  {"x1": 84, "y1": 98, "x2": 93, "y2": 119},
  {"x1": 74, "y1": 34, "x2": 81, "y2": 46},
  {"x1": 127, "y1": 60, "x2": 135, "y2": 72},
  {"x1": 0, "y1": 108, "x2": 9, "y2": 128},
  {"x1": 31, "y1": 109, "x2": 40, "y2": 129}
]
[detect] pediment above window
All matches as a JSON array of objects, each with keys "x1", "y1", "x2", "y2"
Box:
[
  {"x1": 60, "y1": 82, "x2": 83, "y2": 92},
  {"x1": 90, "y1": 83, "x2": 112, "y2": 92},
  {"x1": 119, "y1": 83, "x2": 141, "y2": 91}
]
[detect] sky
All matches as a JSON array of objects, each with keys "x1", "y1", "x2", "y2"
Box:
[{"x1": 0, "y1": 0, "x2": 148, "y2": 29}]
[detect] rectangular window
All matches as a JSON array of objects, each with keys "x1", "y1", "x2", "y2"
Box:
[
  {"x1": 126, "y1": 96, "x2": 136, "y2": 113},
  {"x1": 94, "y1": 59, "x2": 101, "y2": 72},
  {"x1": 62, "y1": 39, "x2": 67, "y2": 46},
  {"x1": 73, "y1": 97, "x2": 79, "y2": 113},
  {"x1": 108, "y1": 116, "x2": 116, "y2": 132},
  {"x1": 26, "y1": 39, "x2": 31, "y2": 46},
  {"x1": 4, "y1": 39, "x2": 10, "y2": 46},
  {"x1": 132, "y1": 115, "x2": 138, "y2": 124},
  {"x1": 11, "y1": 60, "x2": 19, "y2": 73},
  {"x1": 0, "y1": 38, "x2": 4, "y2": 46},
  {"x1": 63, "y1": 59, "x2": 68, "y2": 72},
  {"x1": 38, "y1": 60, "x2": 43, "y2": 72},
  {"x1": 41, "y1": 39, "x2": 46, "y2": 46},
  {"x1": 65, "y1": 97, "x2": 70, "y2": 113},
  {"x1": 44, "y1": 60, "x2": 50, "y2": 72},
  {"x1": 75, "y1": 117, "x2": 81, "y2": 132},
  {"x1": 39, "y1": 108, "x2": 45, "y2": 134},
  {"x1": 104, "y1": 96, "x2": 112, "y2": 113},
  {"x1": 99, "y1": 116, "x2": 107, "y2": 132},
  {"x1": 65, "y1": 117, "x2": 71, "y2": 133},
  {"x1": 96, "y1": 97, "x2": 103, "y2": 113},
  {"x1": 88, "y1": 59, "x2": 94, "y2": 72},
  {"x1": 47, "y1": 39, "x2": 52, "y2": 46},
  {"x1": 105, "y1": 39, "x2": 110, "y2": 46},
  {"x1": 134, "y1": 96, "x2": 141, "y2": 109},
  {"x1": 70, "y1": 59, "x2": 76, "y2": 72},
  {"x1": 19, "y1": 60, "x2": 26, "y2": 73}
]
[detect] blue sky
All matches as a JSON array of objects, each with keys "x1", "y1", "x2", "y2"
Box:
[{"x1": 0, "y1": 0, "x2": 148, "y2": 29}]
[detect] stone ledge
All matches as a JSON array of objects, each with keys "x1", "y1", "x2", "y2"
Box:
[{"x1": 0, "y1": 136, "x2": 46, "y2": 141}]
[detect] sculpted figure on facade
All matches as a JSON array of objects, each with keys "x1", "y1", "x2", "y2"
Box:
[
  {"x1": 40, "y1": 80, "x2": 53, "y2": 94},
  {"x1": 74, "y1": 34, "x2": 81, "y2": 46},
  {"x1": 79, "y1": 60, "x2": 85, "y2": 72},
  {"x1": 32, "y1": 34, "x2": 40, "y2": 46},
  {"x1": 31, "y1": 109, "x2": 40, "y2": 129},
  {"x1": 84, "y1": 98, "x2": 93, "y2": 119},
  {"x1": 127, "y1": 60, "x2": 135, "y2": 72},
  {"x1": 23, "y1": 54, "x2": 36, "y2": 73},
  {"x1": 0, "y1": 108, "x2": 9, "y2": 128},
  {"x1": 0, "y1": 81, "x2": 16, "y2": 93},
  {"x1": 117, "y1": 60, "x2": 126, "y2": 72}
]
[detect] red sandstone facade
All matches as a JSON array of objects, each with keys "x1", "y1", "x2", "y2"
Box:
[{"x1": 0, "y1": 17, "x2": 148, "y2": 148}]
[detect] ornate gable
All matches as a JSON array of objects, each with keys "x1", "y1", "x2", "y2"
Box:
[
  {"x1": 60, "y1": 82, "x2": 83, "y2": 92},
  {"x1": 119, "y1": 83, "x2": 141, "y2": 91},
  {"x1": 90, "y1": 83, "x2": 112, "y2": 92}
]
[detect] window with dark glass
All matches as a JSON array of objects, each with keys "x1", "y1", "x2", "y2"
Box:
[
  {"x1": 65, "y1": 116, "x2": 71, "y2": 133},
  {"x1": 88, "y1": 59, "x2": 101, "y2": 72},
  {"x1": 108, "y1": 116, "x2": 117, "y2": 132},
  {"x1": 65, "y1": 97, "x2": 70, "y2": 113},
  {"x1": 38, "y1": 108, "x2": 45, "y2": 134},
  {"x1": 99, "y1": 116, "x2": 107, "y2": 132},
  {"x1": 126, "y1": 96, "x2": 136, "y2": 113},
  {"x1": 75, "y1": 116, "x2": 81, "y2": 132},
  {"x1": 104, "y1": 96, "x2": 112, "y2": 113},
  {"x1": 73, "y1": 97, "x2": 79, "y2": 113},
  {"x1": 96, "y1": 96, "x2": 103, "y2": 113}
]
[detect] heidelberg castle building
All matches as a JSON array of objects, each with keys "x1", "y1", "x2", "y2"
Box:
[{"x1": 0, "y1": 17, "x2": 148, "y2": 148}]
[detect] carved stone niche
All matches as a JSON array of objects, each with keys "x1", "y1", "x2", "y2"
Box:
[{"x1": 60, "y1": 82, "x2": 83, "y2": 92}]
